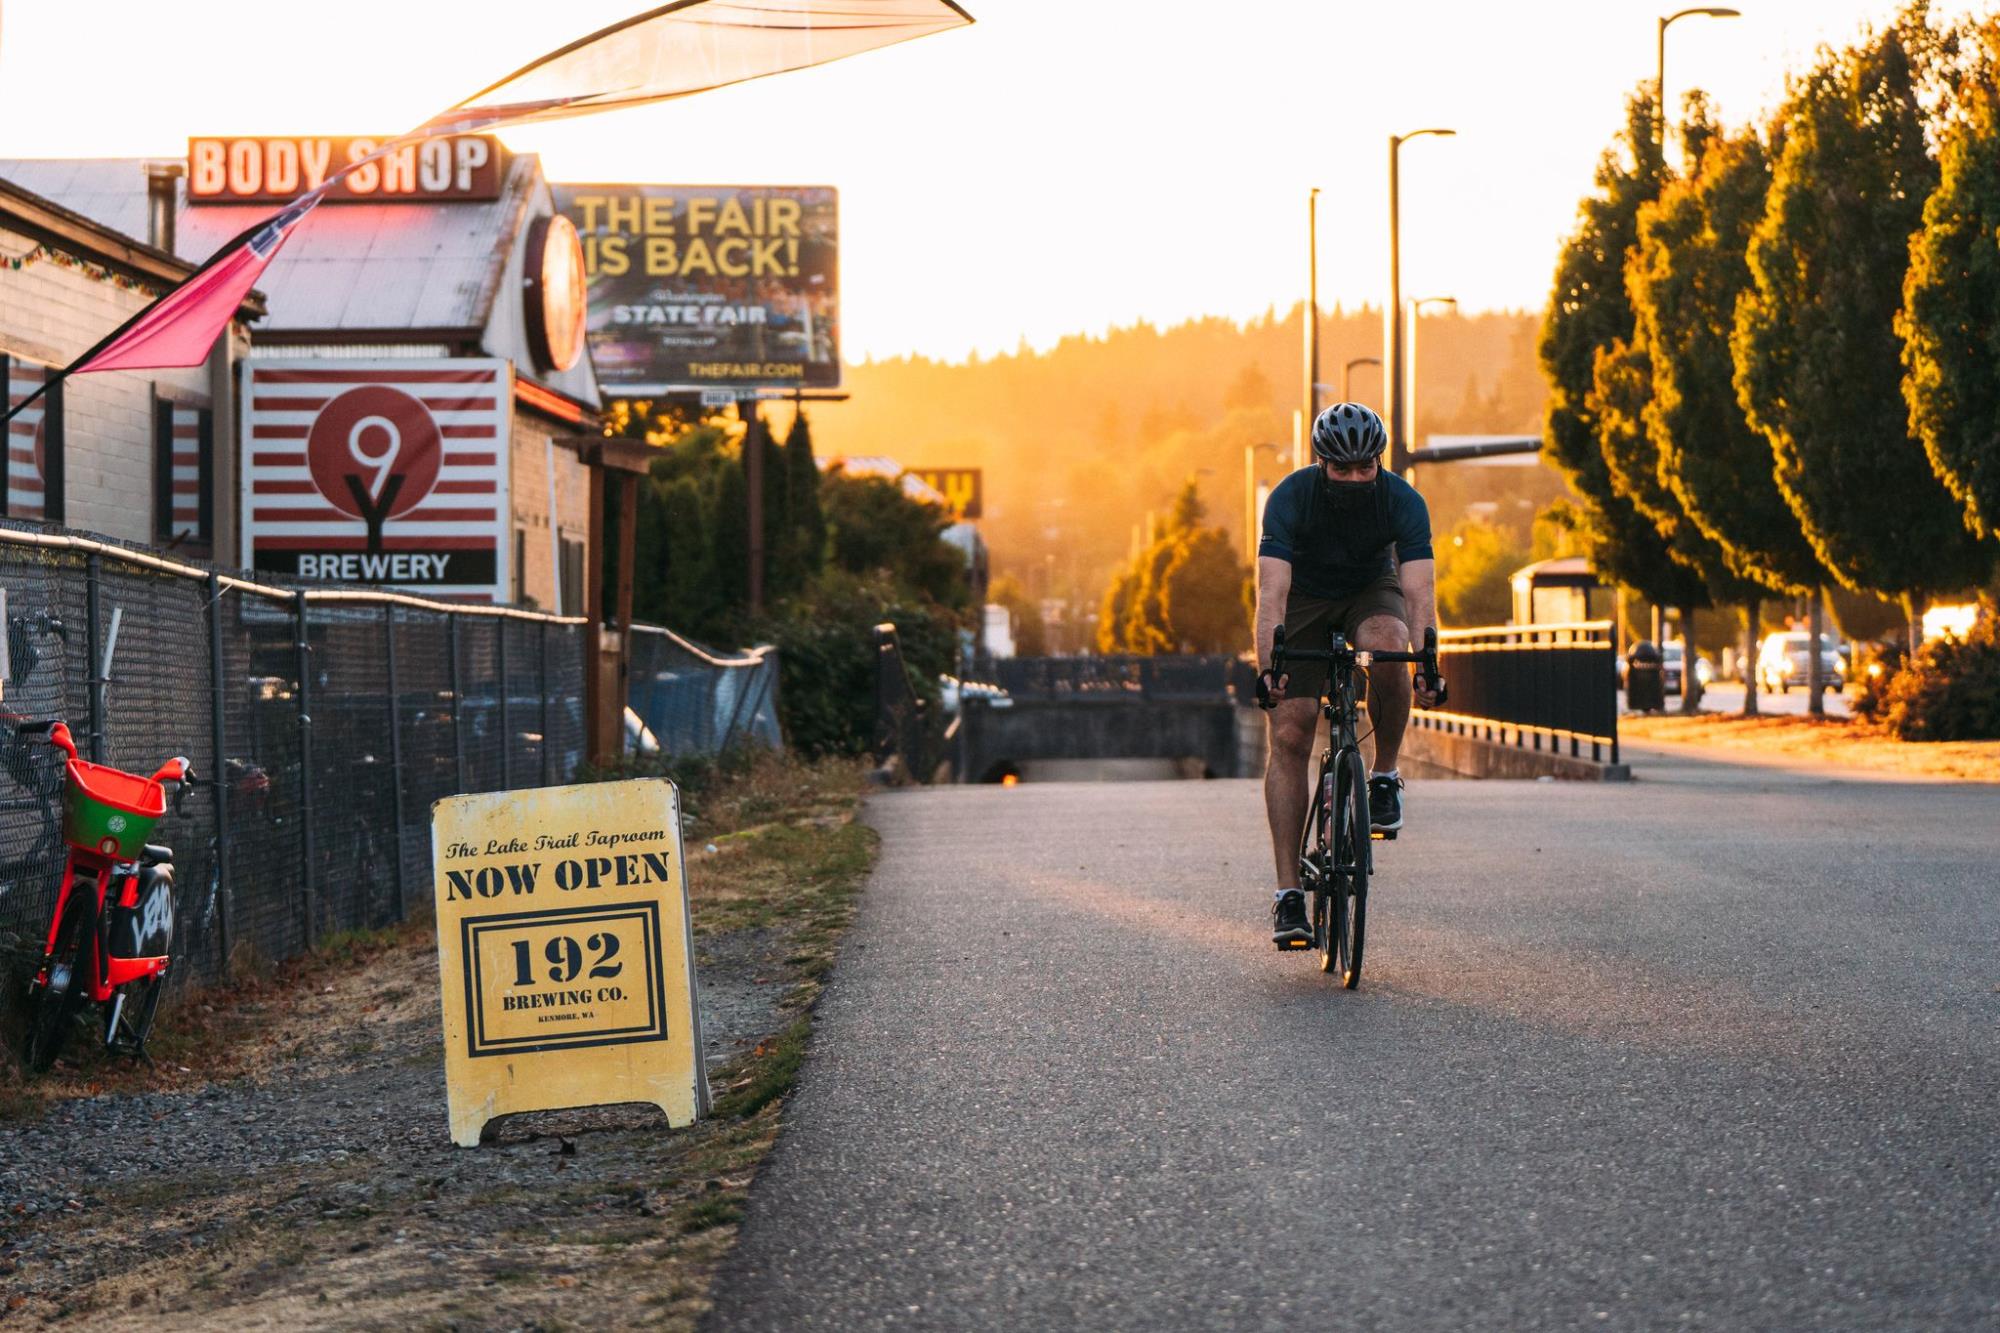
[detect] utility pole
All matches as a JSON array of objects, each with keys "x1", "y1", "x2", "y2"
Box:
[
  {"x1": 1384, "y1": 128, "x2": 1454, "y2": 476},
  {"x1": 739, "y1": 398, "x2": 764, "y2": 616}
]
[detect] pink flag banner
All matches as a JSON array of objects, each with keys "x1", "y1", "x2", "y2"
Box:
[{"x1": 3, "y1": 0, "x2": 972, "y2": 423}]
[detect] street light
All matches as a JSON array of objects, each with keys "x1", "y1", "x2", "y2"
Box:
[
  {"x1": 1304, "y1": 188, "x2": 1321, "y2": 443},
  {"x1": 1342, "y1": 356, "x2": 1382, "y2": 404},
  {"x1": 1386, "y1": 127, "x2": 1456, "y2": 477},
  {"x1": 1405, "y1": 296, "x2": 1457, "y2": 473},
  {"x1": 1657, "y1": 8, "x2": 1740, "y2": 148},
  {"x1": 1244, "y1": 442, "x2": 1288, "y2": 564}
]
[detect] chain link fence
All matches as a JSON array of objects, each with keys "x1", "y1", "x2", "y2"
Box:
[
  {"x1": 0, "y1": 525, "x2": 590, "y2": 1005},
  {"x1": 626, "y1": 624, "x2": 781, "y2": 759}
]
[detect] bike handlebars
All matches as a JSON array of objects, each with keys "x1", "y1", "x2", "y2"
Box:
[
  {"x1": 17, "y1": 721, "x2": 196, "y2": 812},
  {"x1": 1259, "y1": 625, "x2": 1445, "y2": 710}
]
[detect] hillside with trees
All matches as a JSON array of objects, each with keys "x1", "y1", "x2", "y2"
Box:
[{"x1": 809, "y1": 303, "x2": 1554, "y2": 640}]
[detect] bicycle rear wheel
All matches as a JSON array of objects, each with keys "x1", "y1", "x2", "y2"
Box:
[
  {"x1": 24, "y1": 890, "x2": 92, "y2": 1072},
  {"x1": 1334, "y1": 749, "x2": 1370, "y2": 989}
]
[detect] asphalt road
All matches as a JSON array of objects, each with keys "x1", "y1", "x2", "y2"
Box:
[{"x1": 707, "y1": 751, "x2": 2000, "y2": 1331}]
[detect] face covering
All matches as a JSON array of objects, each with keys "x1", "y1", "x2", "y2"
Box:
[{"x1": 1321, "y1": 476, "x2": 1377, "y2": 514}]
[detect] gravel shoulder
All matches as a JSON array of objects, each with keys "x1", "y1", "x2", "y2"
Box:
[{"x1": 1, "y1": 756, "x2": 870, "y2": 1330}]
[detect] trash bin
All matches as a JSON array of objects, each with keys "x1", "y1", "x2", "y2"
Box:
[{"x1": 1625, "y1": 639, "x2": 1665, "y2": 712}]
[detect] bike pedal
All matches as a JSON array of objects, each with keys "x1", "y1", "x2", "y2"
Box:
[
  {"x1": 1276, "y1": 938, "x2": 1310, "y2": 951},
  {"x1": 1371, "y1": 829, "x2": 1398, "y2": 841}
]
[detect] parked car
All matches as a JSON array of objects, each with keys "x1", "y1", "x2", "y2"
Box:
[
  {"x1": 1620, "y1": 642, "x2": 1711, "y2": 695},
  {"x1": 1756, "y1": 632, "x2": 1845, "y2": 693}
]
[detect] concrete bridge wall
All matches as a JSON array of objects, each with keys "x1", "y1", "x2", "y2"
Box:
[{"x1": 958, "y1": 698, "x2": 1252, "y2": 782}]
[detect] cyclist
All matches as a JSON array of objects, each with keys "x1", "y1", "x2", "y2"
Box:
[{"x1": 1254, "y1": 403, "x2": 1444, "y2": 946}]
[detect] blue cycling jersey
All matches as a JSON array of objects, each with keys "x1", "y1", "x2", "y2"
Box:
[{"x1": 1257, "y1": 467, "x2": 1433, "y2": 600}]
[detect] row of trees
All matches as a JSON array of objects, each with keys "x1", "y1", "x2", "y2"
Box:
[
  {"x1": 1095, "y1": 481, "x2": 1252, "y2": 655},
  {"x1": 616, "y1": 401, "x2": 972, "y2": 755},
  {"x1": 1539, "y1": 6, "x2": 2000, "y2": 710}
]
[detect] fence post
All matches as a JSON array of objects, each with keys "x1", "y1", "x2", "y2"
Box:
[
  {"x1": 448, "y1": 612, "x2": 466, "y2": 792},
  {"x1": 85, "y1": 553, "x2": 104, "y2": 762},
  {"x1": 293, "y1": 590, "x2": 317, "y2": 950},
  {"x1": 497, "y1": 619, "x2": 511, "y2": 789},
  {"x1": 539, "y1": 620, "x2": 552, "y2": 787},
  {"x1": 206, "y1": 572, "x2": 231, "y2": 970},
  {"x1": 384, "y1": 606, "x2": 407, "y2": 921}
]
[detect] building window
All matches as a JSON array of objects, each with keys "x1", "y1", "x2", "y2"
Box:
[
  {"x1": 153, "y1": 394, "x2": 213, "y2": 549},
  {"x1": 558, "y1": 535, "x2": 585, "y2": 618},
  {"x1": 2, "y1": 355, "x2": 64, "y2": 524},
  {"x1": 513, "y1": 528, "x2": 529, "y2": 606}
]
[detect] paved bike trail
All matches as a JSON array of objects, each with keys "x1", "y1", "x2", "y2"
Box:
[{"x1": 706, "y1": 754, "x2": 2000, "y2": 1331}]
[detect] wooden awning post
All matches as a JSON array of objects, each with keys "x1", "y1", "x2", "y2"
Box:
[{"x1": 578, "y1": 436, "x2": 656, "y2": 769}]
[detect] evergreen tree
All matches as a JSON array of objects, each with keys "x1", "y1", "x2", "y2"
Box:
[
  {"x1": 1538, "y1": 88, "x2": 1707, "y2": 610},
  {"x1": 1632, "y1": 124, "x2": 1827, "y2": 596},
  {"x1": 1901, "y1": 18, "x2": 2000, "y2": 549},
  {"x1": 1734, "y1": 11, "x2": 1994, "y2": 642},
  {"x1": 783, "y1": 409, "x2": 829, "y2": 580},
  {"x1": 710, "y1": 447, "x2": 751, "y2": 614}
]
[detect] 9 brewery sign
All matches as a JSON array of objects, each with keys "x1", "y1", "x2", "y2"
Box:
[
  {"x1": 241, "y1": 360, "x2": 511, "y2": 600},
  {"x1": 433, "y1": 779, "x2": 706, "y2": 1147}
]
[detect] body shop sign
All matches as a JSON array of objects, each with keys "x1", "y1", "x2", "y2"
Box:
[
  {"x1": 241, "y1": 360, "x2": 509, "y2": 599},
  {"x1": 433, "y1": 779, "x2": 706, "y2": 1147},
  {"x1": 188, "y1": 135, "x2": 502, "y2": 203},
  {"x1": 553, "y1": 184, "x2": 839, "y2": 394}
]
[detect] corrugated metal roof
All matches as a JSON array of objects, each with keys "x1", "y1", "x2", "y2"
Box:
[{"x1": 0, "y1": 154, "x2": 534, "y2": 333}]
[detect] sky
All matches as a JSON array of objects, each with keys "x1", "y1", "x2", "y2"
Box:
[{"x1": 0, "y1": 0, "x2": 1977, "y2": 362}]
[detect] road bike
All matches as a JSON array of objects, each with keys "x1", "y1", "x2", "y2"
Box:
[
  {"x1": 1268, "y1": 625, "x2": 1440, "y2": 989},
  {"x1": 18, "y1": 720, "x2": 192, "y2": 1071}
]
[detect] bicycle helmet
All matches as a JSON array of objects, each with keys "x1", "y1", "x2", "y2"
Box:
[{"x1": 1310, "y1": 402, "x2": 1387, "y2": 465}]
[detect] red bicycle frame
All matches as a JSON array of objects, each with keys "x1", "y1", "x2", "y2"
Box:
[{"x1": 32, "y1": 722, "x2": 188, "y2": 1001}]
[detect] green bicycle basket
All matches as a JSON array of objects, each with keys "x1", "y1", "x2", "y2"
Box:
[{"x1": 62, "y1": 758, "x2": 166, "y2": 860}]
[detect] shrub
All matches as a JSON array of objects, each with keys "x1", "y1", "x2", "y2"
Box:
[
  {"x1": 761, "y1": 569, "x2": 965, "y2": 758},
  {"x1": 1873, "y1": 613, "x2": 2000, "y2": 741}
]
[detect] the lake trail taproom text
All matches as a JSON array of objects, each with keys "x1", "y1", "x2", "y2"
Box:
[{"x1": 431, "y1": 780, "x2": 706, "y2": 1147}]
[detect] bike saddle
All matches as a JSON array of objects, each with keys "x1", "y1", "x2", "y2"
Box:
[{"x1": 139, "y1": 844, "x2": 173, "y2": 865}]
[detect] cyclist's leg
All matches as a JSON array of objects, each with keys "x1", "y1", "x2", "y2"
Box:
[
  {"x1": 1265, "y1": 593, "x2": 1334, "y2": 885},
  {"x1": 1264, "y1": 696, "x2": 1319, "y2": 886},
  {"x1": 1356, "y1": 612, "x2": 1413, "y2": 771},
  {"x1": 1338, "y1": 573, "x2": 1411, "y2": 771}
]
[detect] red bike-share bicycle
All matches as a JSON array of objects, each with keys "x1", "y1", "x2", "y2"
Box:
[{"x1": 19, "y1": 720, "x2": 191, "y2": 1072}]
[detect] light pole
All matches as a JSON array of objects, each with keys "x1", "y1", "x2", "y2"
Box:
[
  {"x1": 1386, "y1": 127, "x2": 1455, "y2": 477},
  {"x1": 1657, "y1": 8, "x2": 1740, "y2": 148},
  {"x1": 1342, "y1": 356, "x2": 1382, "y2": 404},
  {"x1": 1244, "y1": 442, "x2": 1287, "y2": 564},
  {"x1": 1304, "y1": 188, "x2": 1321, "y2": 448},
  {"x1": 1405, "y1": 295, "x2": 1457, "y2": 472}
]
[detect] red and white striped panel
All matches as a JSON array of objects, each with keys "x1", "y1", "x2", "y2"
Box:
[
  {"x1": 7, "y1": 360, "x2": 49, "y2": 521},
  {"x1": 169, "y1": 404, "x2": 203, "y2": 539},
  {"x1": 242, "y1": 360, "x2": 509, "y2": 601}
]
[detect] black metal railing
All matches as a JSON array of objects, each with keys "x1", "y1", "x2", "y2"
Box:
[
  {"x1": 873, "y1": 623, "x2": 932, "y2": 780},
  {"x1": 1414, "y1": 620, "x2": 1619, "y2": 764},
  {"x1": 990, "y1": 654, "x2": 1242, "y2": 703}
]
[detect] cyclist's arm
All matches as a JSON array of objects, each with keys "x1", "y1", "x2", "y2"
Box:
[
  {"x1": 1398, "y1": 557, "x2": 1437, "y2": 649},
  {"x1": 1255, "y1": 557, "x2": 1291, "y2": 672}
]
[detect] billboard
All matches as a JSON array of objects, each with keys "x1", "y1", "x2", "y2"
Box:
[
  {"x1": 241, "y1": 360, "x2": 511, "y2": 601},
  {"x1": 904, "y1": 467, "x2": 982, "y2": 519},
  {"x1": 188, "y1": 136, "x2": 503, "y2": 204},
  {"x1": 554, "y1": 184, "x2": 838, "y2": 395}
]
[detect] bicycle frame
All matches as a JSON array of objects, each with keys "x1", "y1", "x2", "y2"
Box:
[{"x1": 28, "y1": 721, "x2": 188, "y2": 1007}]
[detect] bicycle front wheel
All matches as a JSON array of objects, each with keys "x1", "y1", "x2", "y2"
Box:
[
  {"x1": 24, "y1": 890, "x2": 92, "y2": 1072},
  {"x1": 1335, "y1": 749, "x2": 1371, "y2": 989}
]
